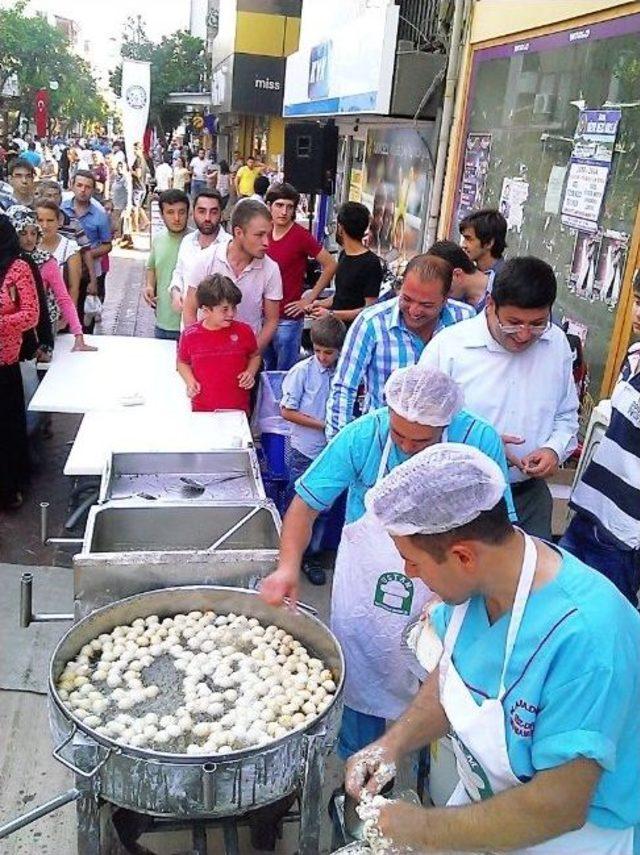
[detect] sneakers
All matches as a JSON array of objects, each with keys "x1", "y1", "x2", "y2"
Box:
[{"x1": 302, "y1": 555, "x2": 326, "y2": 586}]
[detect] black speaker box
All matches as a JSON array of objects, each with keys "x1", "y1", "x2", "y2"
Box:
[{"x1": 284, "y1": 121, "x2": 339, "y2": 195}]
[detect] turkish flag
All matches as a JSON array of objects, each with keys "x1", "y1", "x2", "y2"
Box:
[{"x1": 35, "y1": 89, "x2": 49, "y2": 138}]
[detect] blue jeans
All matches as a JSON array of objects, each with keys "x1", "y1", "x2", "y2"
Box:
[
  {"x1": 191, "y1": 179, "x2": 207, "y2": 199},
  {"x1": 264, "y1": 319, "x2": 303, "y2": 371},
  {"x1": 560, "y1": 512, "x2": 640, "y2": 606},
  {"x1": 154, "y1": 325, "x2": 180, "y2": 341},
  {"x1": 286, "y1": 447, "x2": 327, "y2": 556},
  {"x1": 338, "y1": 706, "x2": 386, "y2": 760}
]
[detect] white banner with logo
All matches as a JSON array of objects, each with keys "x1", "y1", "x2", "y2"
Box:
[{"x1": 121, "y1": 59, "x2": 151, "y2": 167}]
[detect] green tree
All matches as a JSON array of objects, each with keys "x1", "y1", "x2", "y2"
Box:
[
  {"x1": 110, "y1": 18, "x2": 205, "y2": 137},
  {"x1": 0, "y1": 0, "x2": 108, "y2": 132}
]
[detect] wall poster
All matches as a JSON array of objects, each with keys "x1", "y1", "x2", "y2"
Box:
[
  {"x1": 561, "y1": 108, "x2": 621, "y2": 233},
  {"x1": 457, "y1": 132, "x2": 492, "y2": 223},
  {"x1": 361, "y1": 127, "x2": 431, "y2": 272}
]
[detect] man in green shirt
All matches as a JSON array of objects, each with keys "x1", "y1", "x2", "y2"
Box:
[{"x1": 144, "y1": 189, "x2": 190, "y2": 340}]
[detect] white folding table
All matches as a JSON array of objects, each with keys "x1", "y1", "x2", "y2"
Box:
[
  {"x1": 29, "y1": 334, "x2": 187, "y2": 414},
  {"x1": 64, "y1": 410, "x2": 253, "y2": 477}
]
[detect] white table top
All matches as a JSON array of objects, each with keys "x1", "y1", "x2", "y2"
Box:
[
  {"x1": 64, "y1": 410, "x2": 253, "y2": 476},
  {"x1": 29, "y1": 334, "x2": 188, "y2": 415}
]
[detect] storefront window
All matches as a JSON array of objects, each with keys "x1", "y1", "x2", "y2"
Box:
[{"x1": 452, "y1": 13, "x2": 640, "y2": 401}]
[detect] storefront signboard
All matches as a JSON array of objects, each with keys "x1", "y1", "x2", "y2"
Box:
[{"x1": 283, "y1": 4, "x2": 399, "y2": 117}]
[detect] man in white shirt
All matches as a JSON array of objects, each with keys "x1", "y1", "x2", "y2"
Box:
[
  {"x1": 189, "y1": 148, "x2": 213, "y2": 200},
  {"x1": 154, "y1": 158, "x2": 173, "y2": 192},
  {"x1": 183, "y1": 199, "x2": 282, "y2": 352},
  {"x1": 420, "y1": 256, "x2": 579, "y2": 539},
  {"x1": 169, "y1": 189, "x2": 231, "y2": 316}
]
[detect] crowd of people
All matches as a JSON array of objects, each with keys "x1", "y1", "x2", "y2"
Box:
[{"x1": 2, "y1": 129, "x2": 640, "y2": 852}]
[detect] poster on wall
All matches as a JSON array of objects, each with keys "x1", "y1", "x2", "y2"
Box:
[
  {"x1": 595, "y1": 230, "x2": 628, "y2": 309},
  {"x1": 361, "y1": 127, "x2": 430, "y2": 272},
  {"x1": 499, "y1": 177, "x2": 529, "y2": 233},
  {"x1": 457, "y1": 132, "x2": 492, "y2": 223},
  {"x1": 569, "y1": 231, "x2": 602, "y2": 301},
  {"x1": 561, "y1": 108, "x2": 621, "y2": 233}
]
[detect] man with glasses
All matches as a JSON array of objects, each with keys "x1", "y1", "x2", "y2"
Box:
[
  {"x1": 420, "y1": 256, "x2": 579, "y2": 539},
  {"x1": 326, "y1": 253, "x2": 474, "y2": 438}
]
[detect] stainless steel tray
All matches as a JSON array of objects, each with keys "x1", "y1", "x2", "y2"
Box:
[
  {"x1": 98, "y1": 450, "x2": 265, "y2": 504},
  {"x1": 73, "y1": 501, "x2": 281, "y2": 618}
]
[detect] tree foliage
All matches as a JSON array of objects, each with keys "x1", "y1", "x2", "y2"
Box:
[
  {"x1": 0, "y1": 0, "x2": 108, "y2": 132},
  {"x1": 110, "y1": 17, "x2": 205, "y2": 136}
]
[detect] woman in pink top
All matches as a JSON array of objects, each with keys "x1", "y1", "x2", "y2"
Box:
[{"x1": 7, "y1": 206, "x2": 96, "y2": 352}]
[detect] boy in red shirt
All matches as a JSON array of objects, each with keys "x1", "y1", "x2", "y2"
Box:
[{"x1": 177, "y1": 274, "x2": 261, "y2": 414}]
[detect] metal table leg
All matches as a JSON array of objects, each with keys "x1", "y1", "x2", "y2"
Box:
[
  {"x1": 222, "y1": 820, "x2": 240, "y2": 855},
  {"x1": 76, "y1": 794, "x2": 102, "y2": 855},
  {"x1": 298, "y1": 737, "x2": 324, "y2": 855}
]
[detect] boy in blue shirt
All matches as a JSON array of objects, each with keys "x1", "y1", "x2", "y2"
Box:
[{"x1": 280, "y1": 314, "x2": 346, "y2": 585}]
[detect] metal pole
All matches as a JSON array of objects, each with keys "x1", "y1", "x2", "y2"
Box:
[
  {"x1": 20, "y1": 572, "x2": 33, "y2": 628},
  {"x1": 0, "y1": 788, "x2": 82, "y2": 839},
  {"x1": 40, "y1": 501, "x2": 49, "y2": 544},
  {"x1": 425, "y1": 0, "x2": 471, "y2": 247}
]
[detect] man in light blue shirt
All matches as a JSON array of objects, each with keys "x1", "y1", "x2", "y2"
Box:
[
  {"x1": 262, "y1": 364, "x2": 515, "y2": 757},
  {"x1": 326, "y1": 253, "x2": 474, "y2": 439},
  {"x1": 280, "y1": 314, "x2": 347, "y2": 585},
  {"x1": 346, "y1": 443, "x2": 640, "y2": 854}
]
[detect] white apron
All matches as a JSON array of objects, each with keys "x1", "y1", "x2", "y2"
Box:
[
  {"x1": 440, "y1": 533, "x2": 634, "y2": 854},
  {"x1": 330, "y1": 438, "x2": 431, "y2": 720}
]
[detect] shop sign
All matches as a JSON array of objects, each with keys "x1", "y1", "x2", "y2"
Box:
[
  {"x1": 283, "y1": 4, "x2": 399, "y2": 116},
  {"x1": 232, "y1": 54, "x2": 285, "y2": 116},
  {"x1": 561, "y1": 108, "x2": 621, "y2": 233}
]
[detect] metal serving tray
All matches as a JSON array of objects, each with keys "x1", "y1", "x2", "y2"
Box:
[
  {"x1": 98, "y1": 450, "x2": 265, "y2": 505},
  {"x1": 73, "y1": 501, "x2": 281, "y2": 618}
]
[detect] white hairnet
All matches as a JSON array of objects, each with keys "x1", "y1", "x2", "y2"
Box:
[
  {"x1": 384, "y1": 365, "x2": 463, "y2": 427},
  {"x1": 365, "y1": 443, "x2": 506, "y2": 535}
]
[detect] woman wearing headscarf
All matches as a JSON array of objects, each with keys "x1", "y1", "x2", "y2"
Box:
[
  {"x1": 7, "y1": 205, "x2": 95, "y2": 353},
  {"x1": 0, "y1": 214, "x2": 40, "y2": 509}
]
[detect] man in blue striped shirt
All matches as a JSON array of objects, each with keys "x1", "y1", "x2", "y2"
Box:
[{"x1": 326, "y1": 253, "x2": 474, "y2": 438}]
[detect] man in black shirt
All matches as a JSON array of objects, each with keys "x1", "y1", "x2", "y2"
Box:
[{"x1": 310, "y1": 201, "x2": 382, "y2": 326}]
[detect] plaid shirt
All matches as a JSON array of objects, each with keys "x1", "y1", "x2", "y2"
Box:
[{"x1": 326, "y1": 296, "x2": 474, "y2": 438}]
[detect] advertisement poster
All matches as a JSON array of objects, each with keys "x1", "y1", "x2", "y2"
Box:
[
  {"x1": 457, "y1": 132, "x2": 492, "y2": 223},
  {"x1": 595, "y1": 230, "x2": 628, "y2": 308},
  {"x1": 569, "y1": 231, "x2": 602, "y2": 300},
  {"x1": 561, "y1": 108, "x2": 621, "y2": 233},
  {"x1": 361, "y1": 128, "x2": 430, "y2": 271},
  {"x1": 499, "y1": 177, "x2": 529, "y2": 233},
  {"x1": 544, "y1": 165, "x2": 567, "y2": 215}
]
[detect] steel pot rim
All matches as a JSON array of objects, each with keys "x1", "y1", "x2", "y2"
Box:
[{"x1": 49, "y1": 584, "x2": 344, "y2": 763}]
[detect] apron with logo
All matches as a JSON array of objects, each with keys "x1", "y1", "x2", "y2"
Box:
[
  {"x1": 440, "y1": 533, "x2": 634, "y2": 854},
  {"x1": 330, "y1": 437, "x2": 431, "y2": 720}
]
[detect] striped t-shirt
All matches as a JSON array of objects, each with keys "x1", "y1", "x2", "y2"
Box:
[{"x1": 570, "y1": 344, "x2": 640, "y2": 549}]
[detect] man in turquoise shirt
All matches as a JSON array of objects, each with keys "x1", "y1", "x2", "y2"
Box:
[
  {"x1": 262, "y1": 364, "x2": 515, "y2": 757},
  {"x1": 346, "y1": 443, "x2": 640, "y2": 854}
]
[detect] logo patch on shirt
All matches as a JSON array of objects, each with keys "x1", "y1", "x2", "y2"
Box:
[
  {"x1": 230, "y1": 334, "x2": 238, "y2": 342},
  {"x1": 509, "y1": 698, "x2": 538, "y2": 738}
]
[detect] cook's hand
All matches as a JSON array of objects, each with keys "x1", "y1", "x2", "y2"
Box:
[
  {"x1": 259, "y1": 567, "x2": 299, "y2": 607},
  {"x1": 170, "y1": 289, "x2": 183, "y2": 313},
  {"x1": 520, "y1": 447, "x2": 559, "y2": 478},
  {"x1": 237, "y1": 370, "x2": 256, "y2": 390},
  {"x1": 345, "y1": 741, "x2": 397, "y2": 800},
  {"x1": 143, "y1": 285, "x2": 157, "y2": 308},
  {"x1": 378, "y1": 801, "x2": 428, "y2": 853},
  {"x1": 186, "y1": 379, "x2": 201, "y2": 399},
  {"x1": 87, "y1": 281, "x2": 98, "y2": 297},
  {"x1": 502, "y1": 434, "x2": 526, "y2": 471},
  {"x1": 284, "y1": 298, "x2": 310, "y2": 318},
  {"x1": 72, "y1": 337, "x2": 98, "y2": 352}
]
